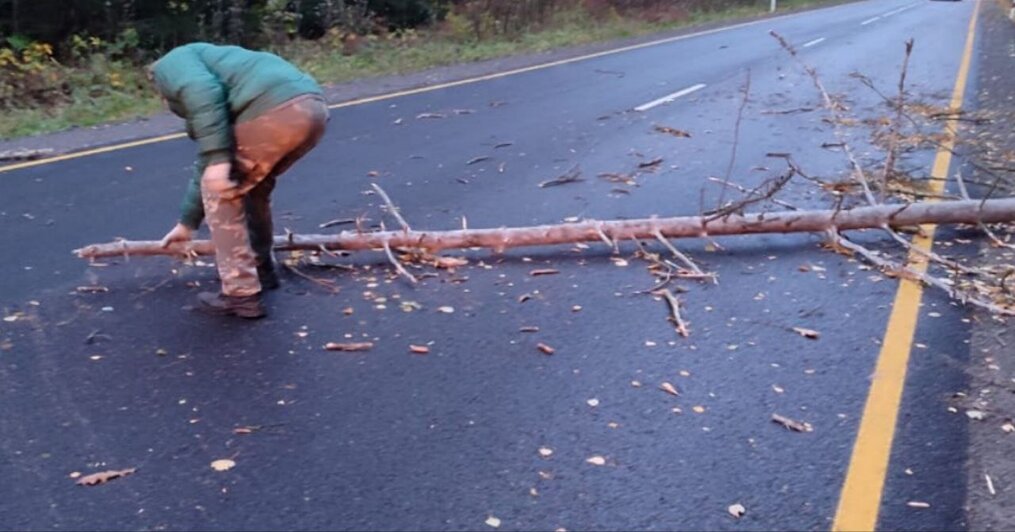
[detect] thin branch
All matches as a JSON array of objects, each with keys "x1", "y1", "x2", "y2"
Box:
[
  {"x1": 656, "y1": 288, "x2": 690, "y2": 337},
  {"x1": 382, "y1": 240, "x2": 418, "y2": 284},
  {"x1": 371, "y1": 183, "x2": 411, "y2": 232},
  {"x1": 716, "y1": 69, "x2": 752, "y2": 210},
  {"x1": 827, "y1": 229, "x2": 1015, "y2": 315}
]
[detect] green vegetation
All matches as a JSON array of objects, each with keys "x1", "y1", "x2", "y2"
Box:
[{"x1": 0, "y1": 0, "x2": 840, "y2": 140}]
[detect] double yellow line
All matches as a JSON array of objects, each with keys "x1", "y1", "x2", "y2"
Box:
[{"x1": 832, "y1": 1, "x2": 981, "y2": 530}]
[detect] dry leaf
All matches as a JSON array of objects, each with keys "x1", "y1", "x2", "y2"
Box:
[
  {"x1": 76, "y1": 468, "x2": 136, "y2": 486},
  {"x1": 416, "y1": 112, "x2": 445, "y2": 119},
  {"x1": 771, "y1": 413, "x2": 813, "y2": 432},
  {"x1": 586, "y1": 455, "x2": 606, "y2": 466},
  {"x1": 538, "y1": 447, "x2": 554, "y2": 458},
  {"x1": 611, "y1": 258, "x2": 629, "y2": 267},
  {"x1": 410, "y1": 344, "x2": 430, "y2": 354},
  {"x1": 692, "y1": 405, "x2": 706, "y2": 414},
  {"x1": 587, "y1": 398, "x2": 600, "y2": 407},
  {"x1": 638, "y1": 157, "x2": 664, "y2": 169},
  {"x1": 467, "y1": 156, "x2": 491, "y2": 165},
  {"x1": 485, "y1": 516, "x2": 502, "y2": 528},
  {"x1": 233, "y1": 426, "x2": 257, "y2": 435},
  {"x1": 76, "y1": 286, "x2": 109, "y2": 293},
  {"x1": 437, "y1": 306, "x2": 455, "y2": 314},
  {"x1": 530, "y1": 269, "x2": 560, "y2": 276},
  {"x1": 659, "y1": 382, "x2": 680, "y2": 397},
  {"x1": 728, "y1": 503, "x2": 746, "y2": 518},
  {"x1": 537, "y1": 343, "x2": 555, "y2": 355},
  {"x1": 966, "y1": 410, "x2": 987, "y2": 421},
  {"x1": 1002, "y1": 422, "x2": 1014, "y2": 433},
  {"x1": 324, "y1": 342, "x2": 374, "y2": 352},
  {"x1": 907, "y1": 501, "x2": 930, "y2": 509},
  {"x1": 654, "y1": 125, "x2": 692, "y2": 138},
  {"x1": 519, "y1": 326, "x2": 540, "y2": 333},
  {"x1": 210, "y1": 459, "x2": 236, "y2": 472},
  {"x1": 792, "y1": 327, "x2": 821, "y2": 339},
  {"x1": 434, "y1": 256, "x2": 468, "y2": 269}
]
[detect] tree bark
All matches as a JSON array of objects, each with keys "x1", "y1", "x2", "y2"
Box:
[{"x1": 74, "y1": 198, "x2": 1015, "y2": 259}]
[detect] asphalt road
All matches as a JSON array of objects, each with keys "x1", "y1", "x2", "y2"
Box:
[{"x1": 0, "y1": 1, "x2": 986, "y2": 530}]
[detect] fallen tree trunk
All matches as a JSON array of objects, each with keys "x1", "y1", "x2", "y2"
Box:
[{"x1": 75, "y1": 198, "x2": 1015, "y2": 259}]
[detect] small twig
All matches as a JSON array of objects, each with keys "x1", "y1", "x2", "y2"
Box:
[
  {"x1": 880, "y1": 39, "x2": 915, "y2": 202},
  {"x1": 319, "y1": 218, "x2": 357, "y2": 229},
  {"x1": 954, "y1": 171, "x2": 1015, "y2": 250},
  {"x1": 716, "y1": 69, "x2": 751, "y2": 211},
  {"x1": 539, "y1": 165, "x2": 583, "y2": 188},
  {"x1": 652, "y1": 229, "x2": 716, "y2": 283},
  {"x1": 655, "y1": 288, "x2": 690, "y2": 337},
  {"x1": 273, "y1": 250, "x2": 340, "y2": 293},
  {"x1": 382, "y1": 240, "x2": 418, "y2": 285},
  {"x1": 707, "y1": 177, "x2": 799, "y2": 210},
  {"x1": 371, "y1": 183, "x2": 411, "y2": 232},
  {"x1": 595, "y1": 223, "x2": 619, "y2": 254}
]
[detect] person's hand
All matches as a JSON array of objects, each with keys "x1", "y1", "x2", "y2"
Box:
[
  {"x1": 201, "y1": 162, "x2": 233, "y2": 195},
  {"x1": 160, "y1": 222, "x2": 193, "y2": 248}
]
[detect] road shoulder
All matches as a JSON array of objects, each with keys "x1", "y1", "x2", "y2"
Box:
[
  {"x1": 0, "y1": 1, "x2": 852, "y2": 159},
  {"x1": 964, "y1": 1, "x2": 1015, "y2": 529}
]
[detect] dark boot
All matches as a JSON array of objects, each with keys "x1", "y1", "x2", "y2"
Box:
[
  {"x1": 196, "y1": 292, "x2": 266, "y2": 319},
  {"x1": 258, "y1": 264, "x2": 280, "y2": 290}
]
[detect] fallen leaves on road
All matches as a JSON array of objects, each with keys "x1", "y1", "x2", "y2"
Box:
[
  {"x1": 966, "y1": 410, "x2": 987, "y2": 421},
  {"x1": 728, "y1": 503, "x2": 746, "y2": 518},
  {"x1": 539, "y1": 165, "x2": 583, "y2": 188},
  {"x1": 637, "y1": 157, "x2": 664, "y2": 170},
  {"x1": 659, "y1": 382, "x2": 680, "y2": 397},
  {"x1": 537, "y1": 343, "x2": 555, "y2": 355},
  {"x1": 587, "y1": 398, "x2": 600, "y2": 407},
  {"x1": 654, "y1": 125, "x2": 692, "y2": 138},
  {"x1": 75, "y1": 468, "x2": 136, "y2": 486},
  {"x1": 437, "y1": 306, "x2": 455, "y2": 314},
  {"x1": 485, "y1": 516, "x2": 502, "y2": 528},
  {"x1": 792, "y1": 327, "x2": 821, "y2": 340},
  {"x1": 324, "y1": 342, "x2": 374, "y2": 352},
  {"x1": 434, "y1": 256, "x2": 468, "y2": 269},
  {"x1": 410, "y1": 345, "x2": 430, "y2": 354},
  {"x1": 586, "y1": 455, "x2": 606, "y2": 466},
  {"x1": 519, "y1": 326, "x2": 540, "y2": 333},
  {"x1": 1002, "y1": 421, "x2": 1014, "y2": 433},
  {"x1": 772, "y1": 413, "x2": 813, "y2": 432},
  {"x1": 467, "y1": 156, "x2": 491, "y2": 165},
  {"x1": 906, "y1": 501, "x2": 930, "y2": 509},
  {"x1": 210, "y1": 459, "x2": 236, "y2": 472},
  {"x1": 76, "y1": 286, "x2": 109, "y2": 293},
  {"x1": 530, "y1": 269, "x2": 560, "y2": 277},
  {"x1": 416, "y1": 112, "x2": 445, "y2": 119},
  {"x1": 538, "y1": 447, "x2": 554, "y2": 458}
]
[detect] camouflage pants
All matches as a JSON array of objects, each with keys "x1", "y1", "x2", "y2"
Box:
[{"x1": 201, "y1": 94, "x2": 329, "y2": 297}]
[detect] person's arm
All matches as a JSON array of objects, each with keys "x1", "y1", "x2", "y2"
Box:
[{"x1": 152, "y1": 46, "x2": 234, "y2": 238}]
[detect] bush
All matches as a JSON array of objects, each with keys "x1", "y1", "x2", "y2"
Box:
[{"x1": 0, "y1": 39, "x2": 68, "y2": 109}]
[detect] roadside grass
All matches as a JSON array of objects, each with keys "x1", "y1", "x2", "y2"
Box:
[{"x1": 0, "y1": 0, "x2": 843, "y2": 141}]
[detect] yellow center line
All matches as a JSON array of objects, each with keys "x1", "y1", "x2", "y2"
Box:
[{"x1": 831, "y1": 1, "x2": 981, "y2": 531}]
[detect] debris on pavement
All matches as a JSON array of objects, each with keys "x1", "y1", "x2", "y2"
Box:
[
  {"x1": 586, "y1": 455, "x2": 606, "y2": 466},
  {"x1": 210, "y1": 459, "x2": 236, "y2": 472},
  {"x1": 659, "y1": 382, "x2": 680, "y2": 397},
  {"x1": 539, "y1": 165, "x2": 582, "y2": 188},
  {"x1": 727, "y1": 503, "x2": 746, "y2": 518},
  {"x1": 771, "y1": 413, "x2": 813, "y2": 432},
  {"x1": 537, "y1": 343, "x2": 555, "y2": 355},
  {"x1": 324, "y1": 342, "x2": 374, "y2": 352},
  {"x1": 653, "y1": 125, "x2": 692, "y2": 138},
  {"x1": 792, "y1": 327, "x2": 821, "y2": 340},
  {"x1": 409, "y1": 344, "x2": 430, "y2": 354},
  {"x1": 75, "y1": 468, "x2": 137, "y2": 486}
]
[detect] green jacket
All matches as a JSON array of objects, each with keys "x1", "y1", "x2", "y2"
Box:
[{"x1": 151, "y1": 43, "x2": 323, "y2": 229}]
